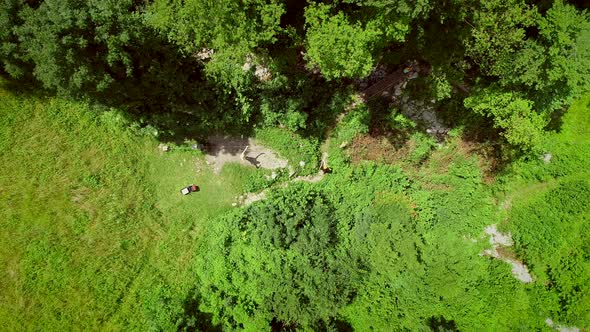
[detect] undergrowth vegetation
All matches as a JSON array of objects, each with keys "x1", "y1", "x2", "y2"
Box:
[{"x1": 497, "y1": 93, "x2": 590, "y2": 327}]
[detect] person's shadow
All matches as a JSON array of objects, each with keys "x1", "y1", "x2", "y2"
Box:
[{"x1": 245, "y1": 153, "x2": 265, "y2": 168}]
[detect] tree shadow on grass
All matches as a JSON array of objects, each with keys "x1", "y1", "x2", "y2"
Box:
[
  {"x1": 428, "y1": 316, "x2": 458, "y2": 332},
  {"x1": 0, "y1": 73, "x2": 47, "y2": 98},
  {"x1": 178, "y1": 291, "x2": 222, "y2": 332}
]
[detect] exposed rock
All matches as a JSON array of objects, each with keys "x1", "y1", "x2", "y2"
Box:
[
  {"x1": 508, "y1": 260, "x2": 533, "y2": 283},
  {"x1": 204, "y1": 135, "x2": 288, "y2": 173},
  {"x1": 558, "y1": 327, "x2": 580, "y2": 332},
  {"x1": 194, "y1": 48, "x2": 214, "y2": 60},
  {"x1": 546, "y1": 318, "x2": 555, "y2": 327},
  {"x1": 543, "y1": 153, "x2": 552, "y2": 164},
  {"x1": 483, "y1": 224, "x2": 533, "y2": 283},
  {"x1": 545, "y1": 318, "x2": 581, "y2": 332},
  {"x1": 158, "y1": 144, "x2": 170, "y2": 152},
  {"x1": 255, "y1": 65, "x2": 272, "y2": 81},
  {"x1": 485, "y1": 224, "x2": 513, "y2": 247}
]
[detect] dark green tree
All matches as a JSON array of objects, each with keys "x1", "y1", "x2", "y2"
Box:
[
  {"x1": 196, "y1": 184, "x2": 357, "y2": 330},
  {"x1": 14, "y1": 0, "x2": 146, "y2": 95},
  {"x1": 0, "y1": 0, "x2": 31, "y2": 79}
]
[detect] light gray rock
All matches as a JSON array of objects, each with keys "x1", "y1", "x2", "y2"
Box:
[{"x1": 543, "y1": 153, "x2": 552, "y2": 164}]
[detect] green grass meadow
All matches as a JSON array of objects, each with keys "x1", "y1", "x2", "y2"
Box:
[{"x1": 0, "y1": 82, "x2": 241, "y2": 330}]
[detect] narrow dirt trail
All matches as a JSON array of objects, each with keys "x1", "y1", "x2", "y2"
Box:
[{"x1": 238, "y1": 170, "x2": 326, "y2": 206}]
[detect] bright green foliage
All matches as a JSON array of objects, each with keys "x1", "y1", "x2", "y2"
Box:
[
  {"x1": 255, "y1": 127, "x2": 320, "y2": 175},
  {"x1": 429, "y1": 67, "x2": 453, "y2": 101},
  {"x1": 341, "y1": 194, "x2": 428, "y2": 330},
  {"x1": 334, "y1": 101, "x2": 370, "y2": 144},
  {"x1": 147, "y1": 0, "x2": 284, "y2": 88},
  {"x1": 2, "y1": 0, "x2": 590, "y2": 330},
  {"x1": 304, "y1": 3, "x2": 381, "y2": 79},
  {"x1": 509, "y1": 180, "x2": 590, "y2": 326},
  {"x1": 342, "y1": 0, "x2": 431, "y2": 43},
  {"x1": 408, "y1": 132, "x2": 437, "y2": 163},
  {"x1": 464, "y1": 89, "x2": 547, "y2": 150},
  {"x1": 0, "y1": 84, "x2": 239, "y2": 330},
  {"x1": 499, "y1": 92, "x2": 590, "y2": 187},
  {"x1": 498, "y1": 91, "x2": 590, "y2": 328},
  {"x1": 304, "y1": 0, "x2": 430, "y2": 79}
]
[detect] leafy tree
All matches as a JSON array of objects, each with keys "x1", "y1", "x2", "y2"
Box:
[
  {"x1": 304, "y1": 0, "x2": 431, "y2": 79},
  {"x1": 147, "y1": 0, "x2": 284, "y2": 89},
  {"x1": 196, "y1": 184, "x2": 357, "y2": 330},
  {"x1": 304, "y1": 3, "x2": 381, "y2": 79},
  {"x1": 14, "y1": 0, "x2": 146, "y2": 95},
  {"x1": 2, "y1": 0, "x2": 222, "y2": 116},
  {"x1": 464, "y1": 88, "x2": 547, "y2": 150},
  {"x1": 341, "y1": 0, "x2": 431, "y2": 42},
  {"x1": 525, "y1": 0, "x2": 590, "y2": 111},
  {"x1": 463, "y1": 0, "x2": 590, "y2": 112},
  {"x1": 462, "y1": 0, "x2": 537, "y2": 78}
]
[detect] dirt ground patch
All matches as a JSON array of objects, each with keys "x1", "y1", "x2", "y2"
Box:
[
  {"x1": 347, "y1": 134, "x2": 409, "y2": 165},
  {"x1": 205, "y1": 135, "x2": 288, "y2": 173}
]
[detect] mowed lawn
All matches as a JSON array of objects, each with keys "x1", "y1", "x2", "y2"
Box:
[{"x1": 0, "y1": 83, "x2": 240, "y2": 330}]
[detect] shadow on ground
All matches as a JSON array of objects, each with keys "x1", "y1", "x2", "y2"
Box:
[{"x1": 179, "y1": 292, "x2": 222, "y2": 332}]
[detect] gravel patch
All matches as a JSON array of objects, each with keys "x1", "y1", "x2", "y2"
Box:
[{"x1": 483, "y1": 224, "x2": 534, "y2": 283}]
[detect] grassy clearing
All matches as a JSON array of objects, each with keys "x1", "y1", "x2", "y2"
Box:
[{"x1": 0, "y1": 81, "x2": 240, "y2": 330}]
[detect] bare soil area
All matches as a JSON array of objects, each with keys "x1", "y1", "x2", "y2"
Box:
[{"x1": 204, "y1": 135, "x2": 288, "y2": 173}]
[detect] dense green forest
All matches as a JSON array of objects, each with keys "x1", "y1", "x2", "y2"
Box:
[{"x1": 1, "y1": 0, "x2": 589, "y2": 330}]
